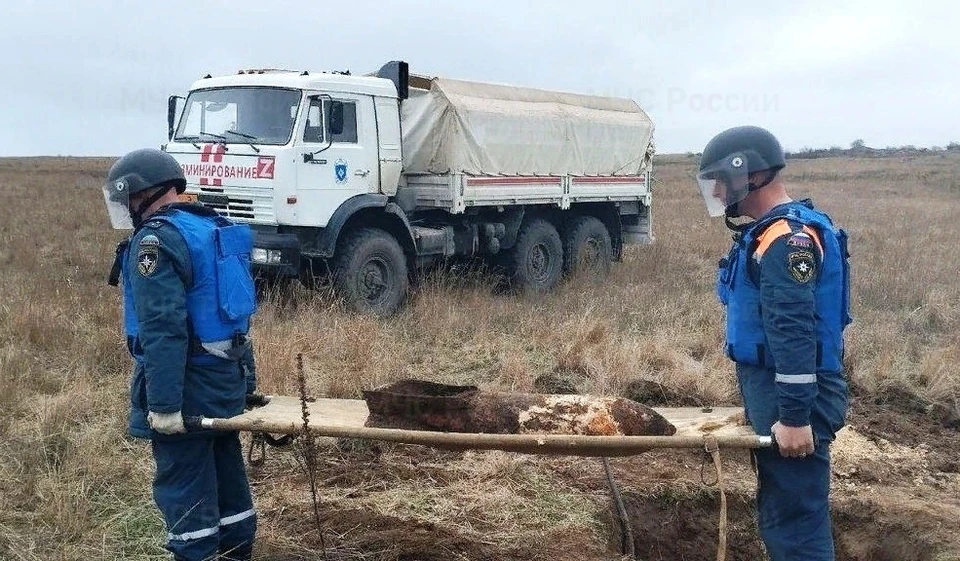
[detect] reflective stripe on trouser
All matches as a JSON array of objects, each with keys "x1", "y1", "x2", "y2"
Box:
[
  {"x1": 774, "y1": 373, "x2": 817, "y2": 384},
  {"x1": 151, "y1": 433, "x2": 257, "y2": 561},
  {"x1": 214, "y1": 434, "x2": 256, "y2": 561}
]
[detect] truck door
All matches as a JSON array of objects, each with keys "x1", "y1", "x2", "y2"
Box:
[{"x1": 295, "y1": 94, "x2": 380, "y2": 228}]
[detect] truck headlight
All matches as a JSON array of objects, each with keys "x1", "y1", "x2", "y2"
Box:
[{"x1": 251, "y1": 248, "x2": 282, "y2": 265}]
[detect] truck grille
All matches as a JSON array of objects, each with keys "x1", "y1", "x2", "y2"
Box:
[{"x1": 194, "y1": 185, "x2": 275, "y2": 224}]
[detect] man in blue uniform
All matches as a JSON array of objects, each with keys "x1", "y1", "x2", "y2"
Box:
[
  {"x1": 697, "y1": 126, "x2": 852, "y2": 560},
  {"x1": 102, "y1": 148, "x2": 259, "y2": 561}
]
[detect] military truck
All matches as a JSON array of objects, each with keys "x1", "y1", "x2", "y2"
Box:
[{"x1": 164, "y1": 61, "x2": 655, "y2": 316}]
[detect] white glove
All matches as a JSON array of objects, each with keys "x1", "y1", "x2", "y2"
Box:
[{"x1": 148, "y1": 411, "x2": 186, "y2": 435}]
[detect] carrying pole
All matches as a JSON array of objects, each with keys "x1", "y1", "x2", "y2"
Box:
[{"x1": 185, "y1": 415, "x2": 772, "y2": 457}]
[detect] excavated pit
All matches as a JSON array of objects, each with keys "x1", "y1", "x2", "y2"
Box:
[
  {"x1": 617, "y1": 488, "x2": 949, "y2": 561},
  {"x1": 250, "y1": 382, "x2": 958, "y2": 560}
]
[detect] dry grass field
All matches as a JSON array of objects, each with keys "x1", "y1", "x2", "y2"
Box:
[{"x1": 1, "y1": 153, "x2": 958, "y2": 560}]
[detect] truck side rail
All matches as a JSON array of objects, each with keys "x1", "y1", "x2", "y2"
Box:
[{"x1": 399, "y1": 171, "x2": 651, "y2": 214}]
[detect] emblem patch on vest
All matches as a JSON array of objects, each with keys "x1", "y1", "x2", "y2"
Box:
[
  {"x1": 137, "y1": 234, "x2": 160, "y2": 277},
  {"x1": 788, "y1": 251, "x2": 816, "y2": 283}
]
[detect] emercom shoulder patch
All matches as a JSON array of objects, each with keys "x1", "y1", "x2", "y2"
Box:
[
  {"x1": 788, "y1": 251, "x2": 816, "y2": 283},
  {"x1": 137, "y1": 234, "x2": 160, "y2": 277}
]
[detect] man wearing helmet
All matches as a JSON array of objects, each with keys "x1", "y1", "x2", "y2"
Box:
[
  {"x1": 103, "y1": 148, "x2": 259, "y2": 561},
  {"x1": 698, "y1": 126, "x2": 852, "y2": 560}
]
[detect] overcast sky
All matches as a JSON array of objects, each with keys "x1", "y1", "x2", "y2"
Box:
[{"x1": 1, "y1": 0, "x2": 956, "y2": 156}]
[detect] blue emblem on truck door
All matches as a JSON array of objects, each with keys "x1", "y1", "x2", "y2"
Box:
[{"x1": 335, "y1": 159, "x2": 348, "y2": 184}]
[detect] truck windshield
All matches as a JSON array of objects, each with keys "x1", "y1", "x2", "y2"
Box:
[{"x1": 174, "y1": 87, "x2": 301, "y2": 145}]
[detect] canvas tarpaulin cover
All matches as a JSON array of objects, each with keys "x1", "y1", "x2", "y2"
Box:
[{"x1": 400, "y1": 77, "x2": 655, "y2": 177}]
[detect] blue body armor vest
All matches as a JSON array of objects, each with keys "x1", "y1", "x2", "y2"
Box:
[
  {"x1": 122, "y1": 208, "x2": 258, "y2": 363},
  {"x1": 716, "y1": 204, "x2": 852, "y2": 372}
]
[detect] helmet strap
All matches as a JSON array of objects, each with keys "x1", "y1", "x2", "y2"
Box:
[
  {"x1": 724, "y1": 169, "x2": 779, "y2": 226},
  {"x1": 130, "y1": 185, "x2": 173, "y2": 228},
  {"x1": 724, "y1": 214, "x2": 754, "y2": 233},
  {"x1": 746, "y1": 169, "x2": 777, "y2": 193}
]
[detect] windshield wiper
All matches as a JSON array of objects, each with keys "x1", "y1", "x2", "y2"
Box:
[
  {"x1": 175, "y1": 132, "x2": 228, "y2": 144},
  {"x1": 224, "y1": 129, "x2": 257, "y2": 140},
  {"x1": 181, "y1": 131, "x2": 230, "y2": 152},
  {"x1": 198, "y1": 130, "x2": 227, "y2": 144},
  {"x1": 224, "y1": 130, "x2": 261, "y2": 153},
  {"x1": 174, "y1": 135, "x2": 203, "y2": 149}
]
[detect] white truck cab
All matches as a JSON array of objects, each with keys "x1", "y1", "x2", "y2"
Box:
[
  {"x1": 167, "y1": 69, "x2": 401, "y2": 228},
  {"x1": 164, "y1": 61, "x2": 655, "y2": 316}
]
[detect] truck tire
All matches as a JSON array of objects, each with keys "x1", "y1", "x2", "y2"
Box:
[
  {"x1": 507, "y1": 218, "x2": 563, "y2": 294},
  {"x1": 562, "y1": 216, "x2": 612, "y2": 279},
  {"x1": 333, "y1": 228, "x2": 409, "y2": 317}
]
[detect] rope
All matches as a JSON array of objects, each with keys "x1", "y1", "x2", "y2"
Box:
[
  {"x1": 247, "y1": 433, "x2": 267, "y2": 467},
  {"x1": 702, "y1": 435, "x2": 728, "y2": 561},
  {"x1": 247, "y1": 433, "x2": 298, "y2": 467}
]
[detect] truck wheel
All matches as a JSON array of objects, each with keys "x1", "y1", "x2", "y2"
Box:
[
  {"x1": 562, "y1": 216, "x2": 612, "y2": 279},
  {"x1": 333, "y1": 228, "x2": 409, "y2": 317},
  {"x1": 508, "y1": 218, "x2": 563, "y2": 294}
]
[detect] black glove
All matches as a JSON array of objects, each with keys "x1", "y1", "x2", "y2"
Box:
[{"x1": 245, "y1": 393, "x2": 270, "y2": 409}]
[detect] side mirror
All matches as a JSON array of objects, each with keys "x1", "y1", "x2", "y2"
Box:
[
  {"x1": 329, "y1": 101, "x2": 344, "y2": 136},
  {"x1": 167, "y1": 95, "x2": 184, "y2": 140}
]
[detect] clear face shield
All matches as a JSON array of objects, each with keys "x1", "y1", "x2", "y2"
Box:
[
  {"x1": 696, "y1": 154, "x2": 751, "y2": 217},
  {"x1": 102, "y1": 177, "x2": 134, "y2": 230}
]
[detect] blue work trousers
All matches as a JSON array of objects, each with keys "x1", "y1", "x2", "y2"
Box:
[
  {"x1": 753, "y1": 443, "x2": 834, "y2": 560},
  {"x1": 151, "y1": 433, "x2": 256, "y2": 561},
  {"x1": 737, "y1": 363, "x2": 840, "y2": 561}
]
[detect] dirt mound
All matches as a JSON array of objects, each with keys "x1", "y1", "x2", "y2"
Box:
[
  {"x1": 848, "y1": 383, "x2": 960, "y2": 474},
  {"x1": 534, "y1": 369, "x2": 584, "y2": 394},
  {"x1": 622, "y1": 379, "x2": 708, "y2": 407},
  {"x1": 833, "y1": 496, "x2": 952, "y2": 561},
  {"x1": 829, "y1": 385, "x2": 960, "y2": 561},
  {"x1": 831, "y1": 425, "x2": 930, "y2": 483}
]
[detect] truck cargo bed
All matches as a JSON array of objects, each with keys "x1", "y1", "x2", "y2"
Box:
[{"x1": 400, "y1": 172, "x2": 651, "y2": 213}]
